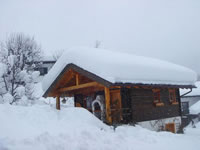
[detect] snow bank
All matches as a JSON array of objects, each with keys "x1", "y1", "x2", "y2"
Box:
[
  {"x1": 190, "y1": 100, "x2": 200, "y2": 114},
  {"x1": 0, "y1": 104, "x2": 108, "y2": 139},
  {"x1": 184, "y1": 122, "x2": 200, "y2": 137},
  {"x1": 0, "y1": 104, "x2": 200, "y2": 150},
  {"x1": 42, "y1": 47, "x2": 197, "y2": 93}
]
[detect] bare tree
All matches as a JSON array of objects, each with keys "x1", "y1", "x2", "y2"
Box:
[
  {"x1": 52, "y1": 49, "x2": 64, "y2": 61},
  {"x1": 0, "y1": 33, "x2": 42, "y2": 104}
]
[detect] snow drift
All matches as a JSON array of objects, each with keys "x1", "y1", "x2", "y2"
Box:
[
  {"x1": 42, "y1": 47, "x2": 197, "y2": 94},
  {"x1": 0, "y1": 104, "x2": 108, "y2": 140},
  {"x1": 0, "y1": 104, "x2": 200, "y2": 150}
]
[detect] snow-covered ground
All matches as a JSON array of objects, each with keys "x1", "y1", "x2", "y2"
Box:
[{"x1": 0, "y1": 104, "x2": 200, "y2": 150}]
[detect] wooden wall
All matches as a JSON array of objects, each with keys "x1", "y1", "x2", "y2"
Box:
[
  {"x1": 120, "y1": 88, "x2": 132, "y2": 123},
  {"x1": 121, "y1": 87, "x2": 181, "y2": 123}
]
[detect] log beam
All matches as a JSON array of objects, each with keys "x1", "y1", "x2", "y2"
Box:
[
  {"x1": 75, "y1": 74, "x2": 80, "y2": 85},
  {"x1": 59, "y1": 82, "x2": 103, "y2": 92},
  {"x1": 104, "y1": 87, "x2": 112, "y2": 124},
  {"x1": 56, "y1": 70, "x2": 74, "y2": 89},
  {"x1": 56, "y1": 95, "x2": 60, "y2": 110}
]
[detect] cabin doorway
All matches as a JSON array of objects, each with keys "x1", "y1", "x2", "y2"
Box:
[
  {"x1": 110, "y1": 90, "x2": 122, "y2": 123},
  {"x1": 165, "y1": 123, "x2": 175, "y2": 133}
]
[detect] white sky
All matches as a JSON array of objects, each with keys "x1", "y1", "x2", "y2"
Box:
[{"x1": 0, "y1": 0, "x2": 200, "y2": 74}]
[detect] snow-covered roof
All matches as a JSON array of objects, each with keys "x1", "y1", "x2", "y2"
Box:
[
  {"x1": 42, "y1": 55, "x2": 56, "y2": 62},
  {"x1": 190, "y1": 100, "x2": 200, "y2": 114},
  {"x1": 42, "y1": 47, "x2": 197, "y2": 94},
  {"x1": 180, "y1": 81, "x2": 200, "y2": 96}
]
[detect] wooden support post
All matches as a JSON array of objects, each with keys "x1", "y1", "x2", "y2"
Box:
[
  {"x1": 104, "y1": 87, "x2": 112, "y2": 124},
  {"x1": 56, "y1": 95, "x2": 60, "y2": 110},
  {"x1": 76, "y1": 74, "x2": 80, "y2": 85}
]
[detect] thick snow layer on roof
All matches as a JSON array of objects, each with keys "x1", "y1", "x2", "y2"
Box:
[
  {"x1": 42, "y1": 47, "x2": 197, "y2": 93},
  {"x1": 42, "y1": 55, "x2": 56, "y2": 62},
  {"x1": 180, "y1": 81, "x2": 200, "y2": 96}
]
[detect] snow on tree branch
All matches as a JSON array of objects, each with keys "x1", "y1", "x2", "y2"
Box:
[{"x1": 0, "y1": 33, "x2": 42, "y2": 105}]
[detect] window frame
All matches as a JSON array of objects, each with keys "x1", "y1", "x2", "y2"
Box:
[
  {"x1": 34, "y1": 67, "x2": 48, "y2": 75},
  {"x1": 152, "y1": 89, "x2": 164, "y2": 106},
  {"x1": 169, "y1": 89, "x2": 178, "y2": 105}
]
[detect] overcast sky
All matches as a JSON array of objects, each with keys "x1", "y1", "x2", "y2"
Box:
[{"x1": 0, "y1": 0, "x2": 200, "y2": 74}]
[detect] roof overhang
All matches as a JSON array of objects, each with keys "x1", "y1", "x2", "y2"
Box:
[
  {"x1": 43, "y1": 63, "x2": 113, "y2": 97},
  {"x1": 43, "y1": 63, "x2": 196, "y2": 97},
  {"x1": 113, "y1": 82, "x2": 196, "y2": 89}
]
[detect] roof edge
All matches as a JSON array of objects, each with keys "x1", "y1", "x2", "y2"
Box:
[
  {"x1": 113, "y1": 82, "x2": 196, "y2": 89},
  {"x1": 43, "y1": 63, "x2": 196, "y2": 98},
  {"x1": 43, "y1": 63, "x2": 113, "y2": 97}
]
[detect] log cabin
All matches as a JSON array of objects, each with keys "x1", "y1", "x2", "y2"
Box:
[{"x1": 42, "y1": 47, "x2": 197, "y2": 133}]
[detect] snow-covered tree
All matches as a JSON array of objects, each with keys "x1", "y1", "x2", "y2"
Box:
[{"x1": 0, "y1": 33, "x2": 42, "y2": 105}]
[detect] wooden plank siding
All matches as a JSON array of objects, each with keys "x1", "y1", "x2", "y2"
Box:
[
  {"x1": 121, "y1": 88, "x2": 180, "y2": 123},
  {"x1": 120, "y1": 88, "x2": 132, "y2": 123}
]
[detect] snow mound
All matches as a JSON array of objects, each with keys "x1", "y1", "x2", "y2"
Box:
[
  {"x1": 42, "y1": 47, "x2": 197, "y2": 93},
  {"x1": 190, "y1": 100, "x2": 200, "y2": 114},
  {"x1": 0, "y1": 104, "x2": 200, "y2": 150},
  {"x1": 0, "y1": 104, "x2": 108, "y2": 139},
  {"x1": 184, "y1": 122, "x2": 200, "y2": 137}
]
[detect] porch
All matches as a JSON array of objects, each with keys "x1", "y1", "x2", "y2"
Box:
[{"x1": 54, "y1": 70, "x2": 122, "y2": 124}]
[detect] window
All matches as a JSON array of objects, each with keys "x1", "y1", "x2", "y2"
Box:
[
  {"x1": 169, "y1": 89, "x2": 178, "y2": 105},
  {"x1": 152, "y1": 89, "x2": 164, "y2": 106},
  {"x1": 181, "y1": 102, "x2": 189, "y2": 114},
  {"x1": 34, "y1": 67, "x2": 48, "y2": 75}
]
